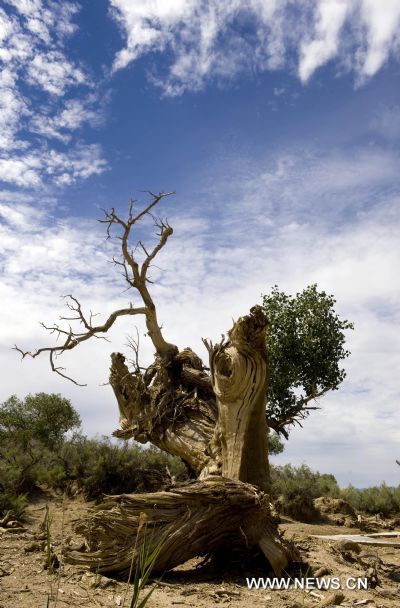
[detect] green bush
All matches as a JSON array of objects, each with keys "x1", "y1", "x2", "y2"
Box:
[
  {"x1": 0, "y1": 393, "x2": 80, "y2": 451},
  {"x1": 341, "y1": 483, "x2": 400, "y2": 516},
  {"x1": 0, "y1": 490, "x2": 27, "y2": 519},
  {"x1": 0, "y1": 390, "x2": 188, "y2": 517},
  {"x1": 271, "y1": 464, "x2": 400, "y2": 519},
  {"x1": 57, "y1": 435, "x2": 188, "y2": 500},
  {"x1": 271, "y1": 463, "x2": 340, "y2": 521},
  {"x1": 0, "y1": 393, "x2": 82, "y2": 516}
]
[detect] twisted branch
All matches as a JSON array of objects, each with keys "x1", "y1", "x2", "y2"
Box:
[
  {"x1": 15, "y1": 191, "x2": 177, "y2": 384},
  {"x1": 267, "y1": 387, "x2": 330, "y2": 439}
]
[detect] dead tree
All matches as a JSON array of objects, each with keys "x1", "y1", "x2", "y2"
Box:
[{"x1": 16, "y1": 193, "x2": 289, "y2": 576}]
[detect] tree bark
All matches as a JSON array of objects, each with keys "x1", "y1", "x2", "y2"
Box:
[
  {"x1": 68, "y1": 306, "x2": 289, "y2": 576},
  {"x1": 68, "y1": 478, "x2": 287, "y2": 576},
  {"x1": 204, "y1": 305, "x2": 270, "y2": 491}
]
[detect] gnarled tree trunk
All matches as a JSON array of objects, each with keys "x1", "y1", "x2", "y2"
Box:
[
  {"x1": 68, "y1": 306, "x2": 288, "y2": 576},
  {"x1": 16, "y1": 194, "x2": 289, "y2": 577}
]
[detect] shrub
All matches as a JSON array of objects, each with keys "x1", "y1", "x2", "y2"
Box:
[
  {"x1": 58, "y1": 435, "x2": 188, "y2": 500},
  {"x1": 0, "y1": 393, "x2": 81, "y2": 451},
  {"x1": 0, "y1": 489, "x2": 27, "y2": 519},
  {"x1": 341, "y1": 483, "x2": 400, "y2": 516},
  {"x1": 0, "y1": 392, "x2": 81, "y2": 515},
  {"x1": 271, "y1": 463, "x2": 340, "y2": 521}
]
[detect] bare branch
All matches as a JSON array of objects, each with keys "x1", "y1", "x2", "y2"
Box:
[
  {"x1": 16, "y1": 191, "x2": 178, "y2": 384},
  {"x1": 126, "y1": 327, "x2": 142, "y2": 373},
  {"x1": 267, "y1": 385, "x2": 331, "y2": 437},
  {"x1": 134, "y1": 191, "x2": 174, "y2": 223},
  {"x1": 15, "y1": 301, "x2": 147, "y2": 384},
  {"x1": 104, "y1": 194, "x2": 177, "y2": 357},
  {"x1": 140, "y1": 220, "x2": 173, "y2": 282}
]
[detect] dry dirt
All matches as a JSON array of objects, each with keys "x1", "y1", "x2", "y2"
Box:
[{"x1": 1, "y1": 492, "x2": 399, "y2": 608}]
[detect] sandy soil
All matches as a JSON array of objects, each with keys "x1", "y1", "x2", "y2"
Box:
[{"x1": 0, "y1": 492, "x2": 399, "y2": 608}]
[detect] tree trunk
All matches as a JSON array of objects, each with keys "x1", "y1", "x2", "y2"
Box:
[
  {"x1": 67, "y1": 306, "x2": 289, "y2": 576},
  {"x1": 204, "y1": 305, "x2": 270, "y2": 491},
  {"x1": 68, "y1": 478, "x2": 286, "y2": 576}
]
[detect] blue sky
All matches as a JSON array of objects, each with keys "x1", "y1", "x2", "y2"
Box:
[{"x1": 1, "y1": 0, "x2": 400, "y2": 487}]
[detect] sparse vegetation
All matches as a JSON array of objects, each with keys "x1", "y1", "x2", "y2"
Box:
[
  {"x1": 0, "y1": 392, "x2": 188, "y2": 518},
  {"x1": 271, "y1": 463, "x2": 340, "y2": 521},
  {"x1": 0, "y1": 393, "x2": 80, "y2": 517},
  {"x1": 271, "y1": 463, "x2": 400, "y2": 519},
  {"x1": 58, "y1": 435, "x2": 188, "y2": 500},
  {"x1": 341, "y1": 482, "x2": 400, "y2": 516},
  {"x1": 1, "y1": 393, "x2": 398, "y2": 524}
]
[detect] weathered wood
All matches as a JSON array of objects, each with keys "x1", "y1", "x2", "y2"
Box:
[
  {"x1": 67, "y1": 478, "x2": 288, "y2": 576},
  {"x1": 207, "y1": 305, "x2": 270, "y2": 491},
  {"x1": 110, "y1": 350, "x2": 217, "y2": 474},
  {"x1": 313, "y1": 534, "x2": 400, "y2": 547},
  {"x1": 67, "y1": 306, "x2": 290, "y2": 577},
  {"x1": 111, "y1": 306, "x2": 273, "y2": 491},
  {"x1": 368, "y1": 531, "x2": 400, "y2": 537}
]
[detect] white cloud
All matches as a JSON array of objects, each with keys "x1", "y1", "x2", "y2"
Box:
[
  {"x1": 0, "y1": 143, "x2": 108, "y2": 188},
  {"x1": 0, "y1": 74, "x2": 30, "y2": 149},
  {"x1": 299, "y1": 0, "x2": 349, "y2": 82},
  {"x1": 371, "y1": 105, "x2": 400, "y2": 141},
  {"x1": 0, "y1": 156, "x2": 41, "y2": 187},
  {"x1": 27, "y1": 51, "x2": 86, "y2": 96},
  {"x1": 0, "y1": 200, "x2": 48, "y2": 230},
  {"x1": 110, "y1": 0, "x2": 400, "y2": 93},
  {"x1": 30, "y1": 97, "x2": 103, "y2": 143},
  {"x1": 46, "y1": 144, "x2": 108, "y2": 186},
  {"x1": 0, "y1": 2, "x2": 106, "y2": 189},
  {"x1": 359, "y1": 0, "x2": 400, "y2": 78}
]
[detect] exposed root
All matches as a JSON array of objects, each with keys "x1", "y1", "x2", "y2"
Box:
[{"x1": 66, "y1": 478, "x2": 288, "y2": 578}]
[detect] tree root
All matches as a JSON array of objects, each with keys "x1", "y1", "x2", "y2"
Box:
[{"x1": 66, "y1": 477, "x2": 288, "y2": 577}]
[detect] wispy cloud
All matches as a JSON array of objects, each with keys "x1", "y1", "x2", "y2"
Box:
[
  {"x1": 0, "y1": 1, "x2": 107, "y2": 189},
  {"x1": 371, "y1": 105, "x2": 400, "y2": 141},
  {"x1": 0, "y1": 144, "x2": 107, "y2": 188},
  {"x1": 26, "y1": 50, "x2": 85, "y2": 95},
  {"x1": 30, "y1": 97, "x2": 104, "y2": 144},
  {"x1": 110, "y1": 0, "x2": 400, "y2": 94}
]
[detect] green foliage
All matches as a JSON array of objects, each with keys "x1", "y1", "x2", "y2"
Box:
[
  {"x1": 0, "y1": 490, "x2": 28, "y2": 519},
  {"x1": 262, "y1": 284, "x2": 353, "y2": 436},
  {"x1": 125, "y1": 516, "x2": 167, "y2": 608},
  {"x1": 341, "y1": 483, "x2": 400, "y2": 516},
  {"x1": 0, "y1": 440, "x2": 46, "y2": 493},
  {"x1": 0, "y1": 390, "x2": 187, "y2": 518},
  {"x1": 271, "y1": 463, "x2": 340, "y2": 521},
  {"x1": 268, "y1": 431, "x2": 285, "y2": 455},
  {"x1": 271, "y1": 464, "x2": 400, "y2": 519},
  {"x1": 0, "y1": 393, "x2": 81, "y2": 451},
  {"x1": 0, "y1": 393, "x2": 81, "y2": 515},
  {"x1": 58, "y1": 436, "x2": 188, "y2": 500}
]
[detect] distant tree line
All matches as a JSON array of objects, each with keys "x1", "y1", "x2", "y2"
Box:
[{"x1": 0, "y1": 392, "x2": 398, "y2": 521}]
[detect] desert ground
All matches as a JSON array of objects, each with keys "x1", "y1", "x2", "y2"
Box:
[{"x1": 0, "y1": 492, "x2": 399, "y2": 608}]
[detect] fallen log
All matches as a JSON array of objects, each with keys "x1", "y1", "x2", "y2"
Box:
[
  {"x1": 312, "y1": 533, "x2": 400, "y2": 547},
  {"x1": 67, "y1": 477, "x2": 288, "y2": 577}
]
